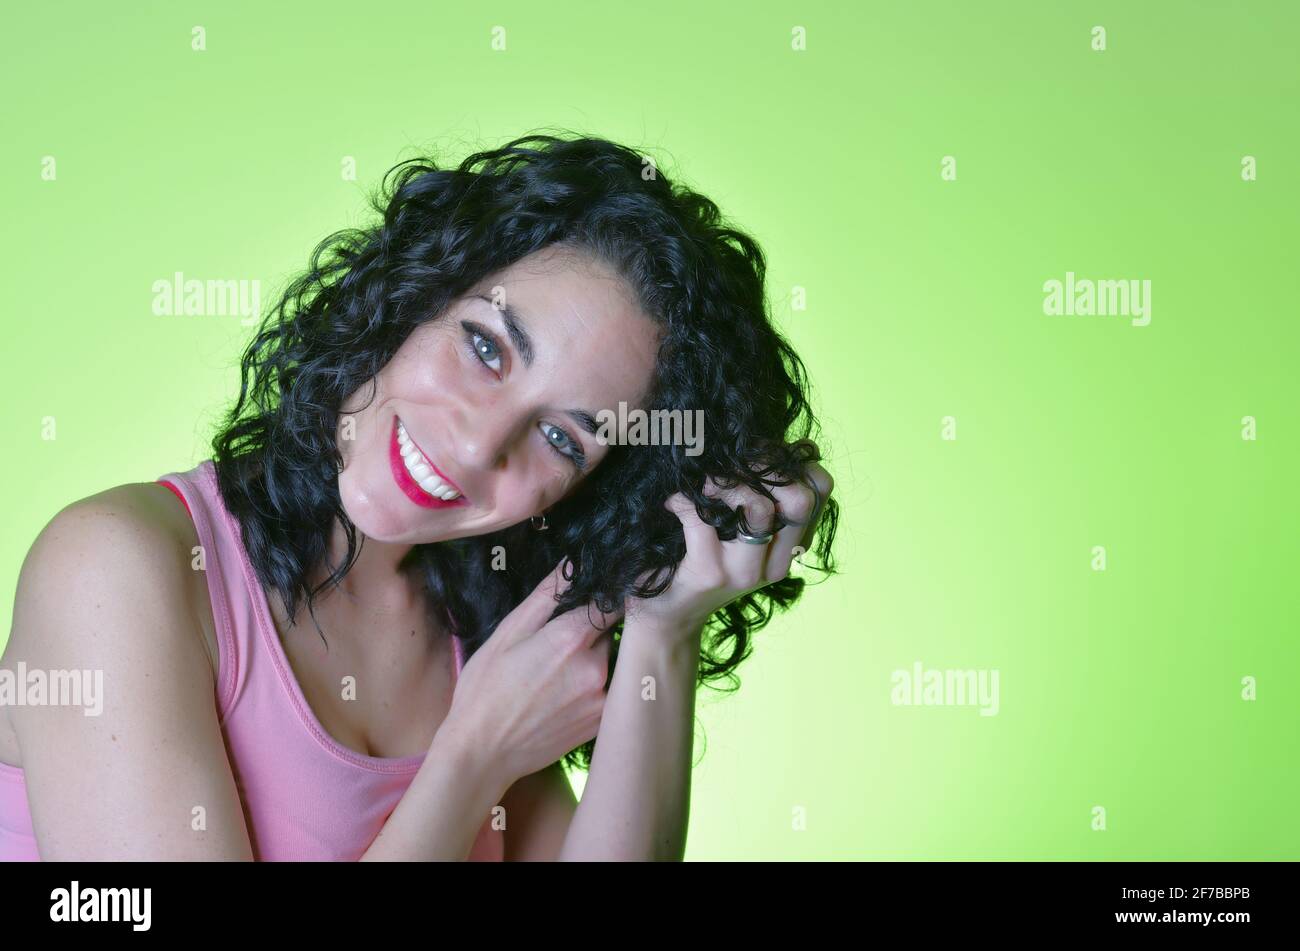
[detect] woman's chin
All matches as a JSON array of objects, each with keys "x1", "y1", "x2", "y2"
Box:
[{"x1": 337, "y1": 473, "x2": 415, "y2": 541}]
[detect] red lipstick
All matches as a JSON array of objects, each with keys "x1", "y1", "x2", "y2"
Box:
[{"x1": 389, "y1": 416, "x2": 468, "y2": 509}]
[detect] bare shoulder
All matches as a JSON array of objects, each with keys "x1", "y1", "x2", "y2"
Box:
[
  {"x1": 0, "y1": 481, "x2": 254, "y2": 859},
  {"x1": 2, "y1": 480, "x2": 213, "y2": 755},
  {"x1": 23, "y1": 478, "x2": 191, "y2": 541},
  {"x1": 15, "y1": 480, "x2": 202, "y2": 616},
  {"x1": 50, "y1": 480, "x2": 198, "y2": 547}
]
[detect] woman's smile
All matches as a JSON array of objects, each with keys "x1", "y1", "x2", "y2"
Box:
[{"x1": 388, "y1": 414, "x2": 469, "y2": 509}]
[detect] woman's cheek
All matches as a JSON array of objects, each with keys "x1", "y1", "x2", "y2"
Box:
[
  {"x1": 502, "y1": 462, "x2": 566, "y2": 518},
  {"x1": 396, "y1": 334, "x2": 461, "y2": 401}
]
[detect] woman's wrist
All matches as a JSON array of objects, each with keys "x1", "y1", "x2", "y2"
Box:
[
  {"x1": 616, "y1": 618, "x2": 705, "y2": 689},
  {"x1": 431, "y1": 714, "x2": 512, "y2": 804},
  {"x1": 621, "y1": 612, "x2": 707, "y2": 655},
  {"x1": 360, "y1": 725, "x2": 507, "y2": 861}
]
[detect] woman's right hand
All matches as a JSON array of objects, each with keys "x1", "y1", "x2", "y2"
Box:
[{"x1": 437, "y1": 559, "x2": 618, "y2": 790}]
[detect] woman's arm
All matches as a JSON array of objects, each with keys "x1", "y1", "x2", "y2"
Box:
[
  {"x1": 367, "y1": 610, "x2": 697, "y2": 864},
  {"x1": 497, "y1": 761, "x2": 577, "y2": 861},
  {"x1": 359, "y1": 722, "x2": 508, "y2": 861},
  {"x1": 554, "y1": 621, "x2": 701, "y2": 861},
  {"x1": 7, "y1": 494, "x2": 255, "y2": 861},
  {"x1": 544, "y1": 459, "x2": 829, "y2": 861},
  {"x1": 363, "y1": 563, "x2": 615, "y2": 861}
]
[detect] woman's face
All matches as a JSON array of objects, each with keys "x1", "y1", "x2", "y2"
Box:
[{"x1": 336, "y1": 244, "x2": 663, "y2": 544}]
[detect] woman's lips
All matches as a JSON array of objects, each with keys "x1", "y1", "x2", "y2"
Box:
[{"x1": 388, "y1": 416, "x2": 468, "y2": 509}]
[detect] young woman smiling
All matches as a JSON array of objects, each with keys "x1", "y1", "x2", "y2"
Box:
[{"x1": 0, "y1": 133, "x2": 837, "y2": 861}]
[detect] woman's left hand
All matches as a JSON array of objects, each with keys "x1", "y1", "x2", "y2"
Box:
[{"x1": 623, "y1": 440, "x2": 834, "y2": 642}]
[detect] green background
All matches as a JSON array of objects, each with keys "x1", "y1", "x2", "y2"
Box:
[{"x1": 2, "y1": 1, "x2": 1296, "y2": 860}]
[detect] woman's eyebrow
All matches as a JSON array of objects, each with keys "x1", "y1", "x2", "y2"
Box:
[
  {"x1": 565, "y1": 409, "x2": 600, "y2": 437},
  {"x1": 473, "y1": 293, "x2": 534, "y2": 367},
  {"x1": 470, "y1": 293, "x2": 605, "y2": 440}
]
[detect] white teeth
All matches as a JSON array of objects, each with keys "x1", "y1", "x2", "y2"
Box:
[
  {"x1": 395, "y1": 418, "x2": 462, "y2": 501},
  {"x1": 420, "y1": 476, "x2": 455, "y2": 499}
]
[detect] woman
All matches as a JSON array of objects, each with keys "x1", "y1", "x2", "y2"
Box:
[{"x1": 0, "y1": 133, "x2": 837, "y2": 861}]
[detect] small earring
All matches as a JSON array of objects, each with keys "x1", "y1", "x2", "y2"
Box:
[
  {"x1": 336, "y1": 458, "x2": 345, "y2": 473},
  {"x1": 530, "y1": 514, "x2": 549, "y2": 531}
]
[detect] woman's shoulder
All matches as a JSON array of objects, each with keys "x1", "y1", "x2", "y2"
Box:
[
  {"x1": 9, "y1": 479, "x2": 217, "y2": 681},
  {"x1": 1, "y1": 481, "x2": 250, "y2": 857},
  {"x1": 32, "y1": 480, "x2": 203, "y2": 571}
]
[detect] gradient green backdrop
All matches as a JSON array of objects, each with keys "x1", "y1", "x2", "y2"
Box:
[{"x1": 2, "y1": 1, "x2": 1296, "y2": 860}]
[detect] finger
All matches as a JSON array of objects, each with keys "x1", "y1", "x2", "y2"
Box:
[
  {"x1": 703, "y1": 475, "x2": 780, "y2": 538},
  {"x1": 774, "y1": 459, "x2": 837, "y2": 556},
  {"x1": 542, "y1": 598, "x2": 623, "y2": 653},
  {"x1": 764, "y1": 475, "x2": 820, "y2": 582},
  {"x1": 573, "y1": 599, "x2": 623, "y2": 648},
  {"x1": 789, "y1": 461, "x2": 833, "y2": 553},
  {"x1": 497, "y1": 557, "x2": 575, "y2": 645},
  {"x1": 791, "y1": 437, "x2": 822, "y2": 463},
  {"x1": 664, "y1": 490, "x2": 725, "y2": 567},
  {"x1": 590, "y1": 629, "x2": 613, "y2": 663},
  {"x1": 702, "y1": 477, "x2": 779, "y2": 585}
]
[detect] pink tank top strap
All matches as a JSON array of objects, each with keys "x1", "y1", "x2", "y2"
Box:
[{"x1": 155, "y1": 461, "x2": 242, "y2": 720}]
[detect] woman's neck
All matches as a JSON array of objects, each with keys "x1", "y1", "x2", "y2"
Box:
[{"x1": 303, "y1": 518, "x2": 422, "y2": 617}]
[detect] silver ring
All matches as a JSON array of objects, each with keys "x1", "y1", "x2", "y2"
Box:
[{"x1": 733, "y1": 526, "x2": 776, "y2": 545}]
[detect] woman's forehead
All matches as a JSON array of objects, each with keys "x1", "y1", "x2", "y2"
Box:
[{"x1": 467, "y1": 249, "x2": 663, "y2": 401}]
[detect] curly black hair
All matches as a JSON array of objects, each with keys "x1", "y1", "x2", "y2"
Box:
[{"x1": 211, "y1": 130, "x2": 839, "y2": 771}]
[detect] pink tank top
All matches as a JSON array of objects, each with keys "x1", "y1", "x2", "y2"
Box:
[{"x1": 0, "y1": 459, "x2": 503, "y2": 861}]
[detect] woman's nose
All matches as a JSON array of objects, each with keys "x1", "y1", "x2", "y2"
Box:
[{"x1": 442, "y1": 398, "x2": 518, "y2": 476}]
